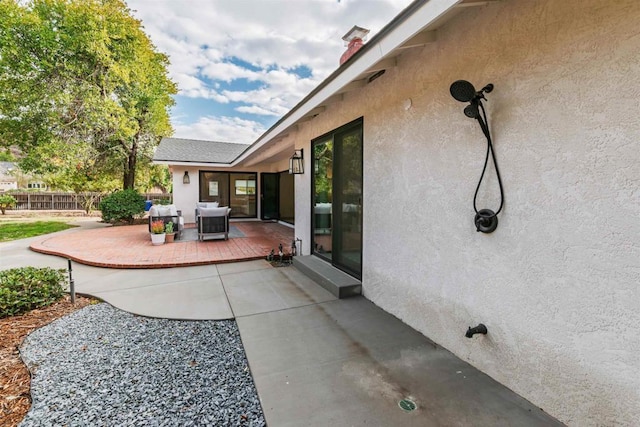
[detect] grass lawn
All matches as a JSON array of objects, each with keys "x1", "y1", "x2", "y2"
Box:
[{"x1": 0, "y1": 221, "x2": 76, "y2": 242}]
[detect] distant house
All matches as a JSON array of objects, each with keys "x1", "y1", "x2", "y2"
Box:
[
  {"x1": 0, "y1": 161, "x2": 48, "y2": 191},
  {"x1": 0, "y1": 162, "x2": 18, "y2": 191},
  {"x1": 154, "y1": 1, "x2": 640, "y2": 425}
]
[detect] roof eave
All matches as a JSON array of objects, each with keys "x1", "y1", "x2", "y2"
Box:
[{"x1": 231, "y1": 0, "x2": 484, "y2": 165}]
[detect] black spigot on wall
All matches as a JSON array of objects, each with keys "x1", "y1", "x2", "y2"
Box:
[{"x1": 465, "y1": 323, "x2": 488, "y2": 338}]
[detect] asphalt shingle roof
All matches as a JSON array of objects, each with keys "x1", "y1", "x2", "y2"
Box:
[{"x1": 153, "y1": 138, "x2": 249, "y2": 164}]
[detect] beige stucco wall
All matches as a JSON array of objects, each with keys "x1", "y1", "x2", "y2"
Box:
[{"x1": 292, "y1": 0, "x2": 640, "y2": 425}]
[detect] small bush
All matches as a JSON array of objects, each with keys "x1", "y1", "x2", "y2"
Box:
[
  {"x1": 0, "y1": 267, "x2": 67, "y2": 318},
  {"x1": 99, "y1": 189, "x2": 145, "y2": 223},
  {"x1": 0, "y1": 194, "x2": 17, "y2": 214}
]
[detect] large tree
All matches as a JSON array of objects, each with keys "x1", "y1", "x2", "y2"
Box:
[{"x1": 0, "y1": 0, "x2": 176, "y2": 190}]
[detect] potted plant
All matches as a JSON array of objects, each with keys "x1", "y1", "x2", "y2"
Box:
[
  {"x1": 164, "y1": 221, "x2": 176, "y2": 243},
  {"x1": 150, "y1": 219, "x2": 165, "y2": 245}
]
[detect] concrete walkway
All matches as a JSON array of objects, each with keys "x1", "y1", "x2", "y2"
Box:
[{"x1": 0, "y1": 225, "x2": 564, "y2": 426}]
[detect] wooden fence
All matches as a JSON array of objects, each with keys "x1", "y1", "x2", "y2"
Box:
[{"x1": 8, "y1": 192, "x2": 172, "y2": 211}]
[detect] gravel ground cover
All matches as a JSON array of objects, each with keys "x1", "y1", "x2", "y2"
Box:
[{"x1": 19, "y1": 304, "x2": 265, "y2": 426}]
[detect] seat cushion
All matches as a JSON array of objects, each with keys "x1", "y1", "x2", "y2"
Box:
[
  {"x1": 197, "y1": 202, "x2": 219, "y2": 209},
  {"x1": 155, "y1": 205, "x2": 172, "y2": 216},
  {"x1": 199, "y1": 207, "x2": 228, "y2": 217}
]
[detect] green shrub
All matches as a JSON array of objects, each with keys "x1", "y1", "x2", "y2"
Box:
[
  {"x1": 0, "y1": 194, "x2": 17, "y2": 214},
  {"x1": 0, "y1": 267, "x2": 66, "y2": 318},
  {"x1": 99, "y1": 189, "x2": 145, "y2": 223}
]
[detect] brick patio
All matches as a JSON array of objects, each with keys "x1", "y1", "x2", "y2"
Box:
[{"x1": 29, "y1": 221, "x2": 295, "y2": 268}]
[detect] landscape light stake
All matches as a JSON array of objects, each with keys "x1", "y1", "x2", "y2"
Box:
[{"x1": 67, "y1": 259, "x2": 76, "y2": 304}]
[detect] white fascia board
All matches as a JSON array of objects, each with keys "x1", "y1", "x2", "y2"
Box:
[
  {"x1": 153, "y1": 160, "x2": 234, "y2": 168},
  {"x1": 377, "y1": 0, "x2": 461, "y2": 53},
  {"x1": 231, "y1": 0, "x2": 461, "y2": 167}
]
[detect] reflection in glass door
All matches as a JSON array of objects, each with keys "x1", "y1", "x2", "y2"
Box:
[
  {"x1": 313, "y1": 140, "x2": 333, "y2": 257},
  {"x1": 313, "y1": 118, "x2": 362, "y2": 279}
]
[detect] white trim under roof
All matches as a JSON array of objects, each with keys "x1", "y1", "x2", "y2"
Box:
[{"x1": 154, "y1": 160, "x2": 238, "y2": 168}]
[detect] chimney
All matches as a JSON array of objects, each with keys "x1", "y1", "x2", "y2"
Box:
[{"x1": 339, "y1": 25, "x2": 370, "y2": 65}]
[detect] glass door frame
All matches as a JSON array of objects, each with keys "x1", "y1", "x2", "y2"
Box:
[{"x1": 311, "y1": 117, "x2": 363, "y2": 279}]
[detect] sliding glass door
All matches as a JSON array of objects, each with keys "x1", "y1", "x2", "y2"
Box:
[
  {"x1": 199, "y1": 171, "x2": 257, "y2": 218},
  {"x1": 312, "y1": 118, "x2": 363, "y2": 278},
  {"x1": 260, "y1": 171, "x2": 294, "y2": 224}
]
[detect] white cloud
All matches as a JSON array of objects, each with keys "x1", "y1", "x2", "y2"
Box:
[
  {"x1": 235, "y1": 105, "x2": 280, "y2": 116},
  {"x1": 200, "y1": 62, "x2": 261, "y2": 83},
  {"x1": 127, "y1": 0, "x2": 413, "y2": 140},
  {"x1": 173, "y1": 73, "x2": 229, "y2": 102},
  {"x1": 173, "y1": 115, "x2": 265, "y2": 144}
]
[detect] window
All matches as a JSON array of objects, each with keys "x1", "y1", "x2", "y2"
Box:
[
  {"x1": 234, "y1": 179, "x2": 256, "y2": 195},
  {"x1": 199, "y1": 171, "x2": 257, "y2": 218}
]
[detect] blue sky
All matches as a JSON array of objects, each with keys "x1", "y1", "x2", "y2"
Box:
[{"x1": 127, "y1": 0, "x2": 413, "y2": 143}]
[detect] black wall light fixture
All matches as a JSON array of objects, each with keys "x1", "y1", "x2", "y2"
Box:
[
  {"x1": 450, "y1": 80, "x2": 504, "y2": 233},
  {"x1": 289, "y1": 149, "x2": 304, "y2": 174},
  {"x1": 183, "y1": 171, "x2": 190, "y2": 184}
]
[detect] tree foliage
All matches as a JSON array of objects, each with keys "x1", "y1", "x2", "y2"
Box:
[
  {"x1": 0, "y1": 195, "x2": 17, "y2": 214},
  {"x1": 0, "y1": 0, "x2": 177, "y2": 191}
]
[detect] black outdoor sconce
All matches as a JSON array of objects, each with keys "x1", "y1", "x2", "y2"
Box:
[
  {"x1": 289, "y1": 149, "x2": 304, "y2": 174},
  {"x1": 183, "y1": 171, "x2": 190, "y2": 184},
  {"x1": 450, "y1": 80, "x2": 505, "y2": 233}
]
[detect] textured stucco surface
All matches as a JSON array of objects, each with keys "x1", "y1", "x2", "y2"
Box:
[{"x1": 291, "y1": 0, "x2": 640, "y2": 425}]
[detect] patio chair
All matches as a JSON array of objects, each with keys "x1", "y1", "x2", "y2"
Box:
[
  {"x1": 197, "y1": 206, "x2": 231, "y2": 241},
  {"x1": 148, "y1": 205, "x2": 184, "y2": 239},
  {"x1": 195, "y1": 202, "x2": 219, "y2": 228}
]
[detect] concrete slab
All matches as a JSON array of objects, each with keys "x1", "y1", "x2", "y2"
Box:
[
  {"x1": 0, "y1": 236, "x2": 70, "y2": 270},
  {"x1": 216, "y1": 259, "x2": 272, "y2": 276},
  {"x1": 72, "y1": 264, "x2": 218, "y2": 293},
  {"x1": 237, "y1": 297, "x2": 564, "y2": 427},
  {"x1": 93, "y1": 276, "x2": 233, "y2": 320},
  {"x1": 222, "y1": 267, "x2": 336, "y2": 317}
]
